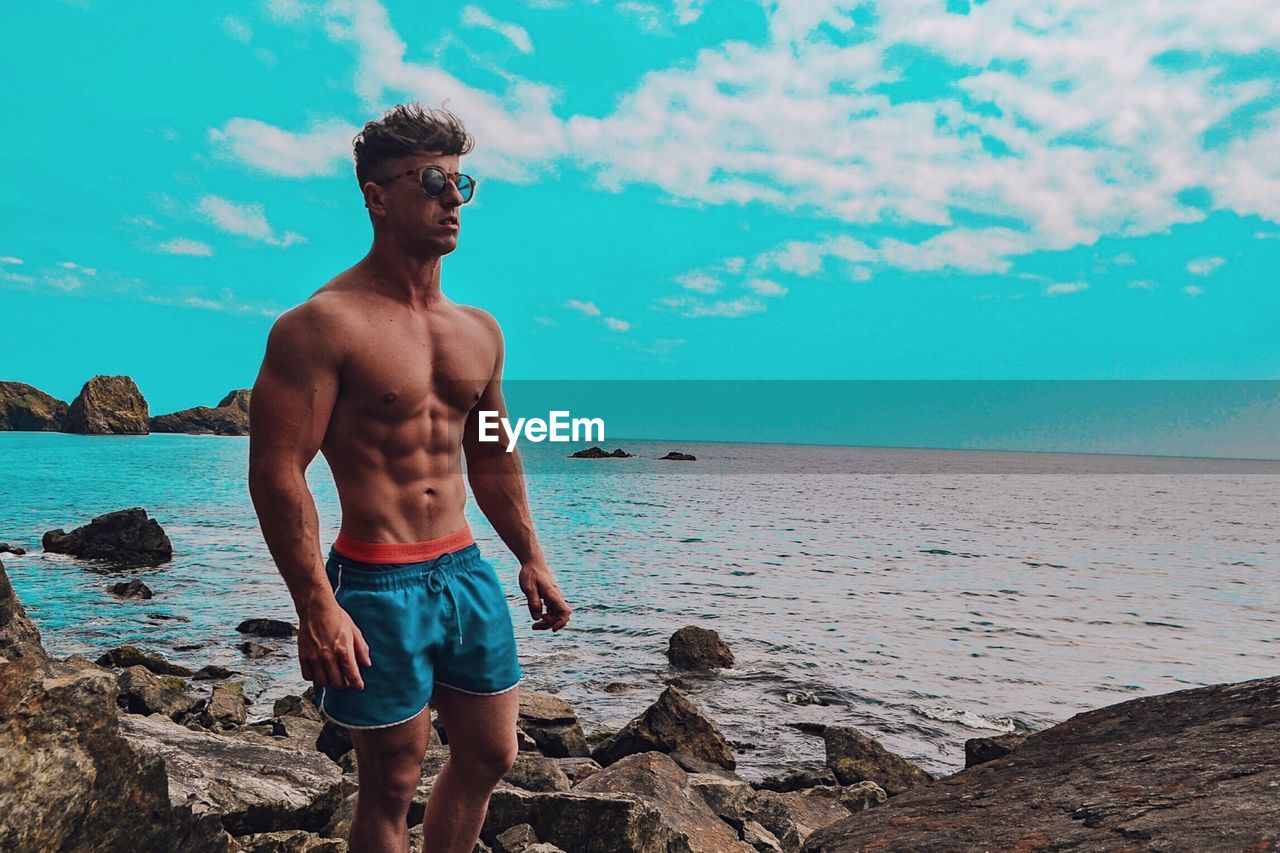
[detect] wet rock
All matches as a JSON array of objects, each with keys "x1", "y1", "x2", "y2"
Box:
[
  {"x1": 609, "y1": 448, "x2": 634, "y2": 457},
  {"x1": 62, "y1": 374, "x2": 150, "y2": 434},
  {"x1": 667, "y1": 625, "x2": 735, "y2": 671},
  {"x1": 821, "y1": 726, "x2": 931, "y2": 795},
  {"x1": 482, "y1": 786, "x2": 685, "y2": 853},
  {"x1": 504, "y1": 752, "x2": 573, "y2": 792},
  {"x1": 194, "y1": 664, "x2": 238, "y2": 680},
  {"x1": 964, "y1": 731, "x2": 1029, "y2": 767},
  {"x1": 121, "y1": 712, "x2": 346, "y2": 835},
  {"x1": 0, "y1": 380, "x2": 68, "y2": 430},
  {"x1": 592, "y1": 686, "x2": 735, "y2": 771},
  {"x1": 568, "y1": 446, "x2": 634, "y2": 458},
  {"x1": 804, "y1": 676, "x2": 1280, "y2": 852},
  {"x1": 150, "y1": 389, "x2": 251, "y2": 436},
  {"x1": 43, "y1": 507, "x2": 173, "y2": 567},
  {"x1": 517, "y1": 689, "x2": 591, "y2": 758},
  {"x1": 117, "y1": 664, "x2": 199, "y2": 719},
  {"x1": 0, "y1": 556, "x2": 49, "y2": 666},
  {"x1": 659, "y1": 451, "x2": 697, "y2": 461},
  {"x1": 755, "y1": 766, "x2": 839, "y2": 793},
  {"x1": 96, "y1": 644, "x2": 195, "y2": 677},
  {"x1": 237, "y1": 618, "x2": 298, "y2": 638},
  {"x1": 106, "y1": 577, "x2": 154, "y2": 599},
  {"x1": 575, "y1": 752, "x2": 751, "y2": 851},
  {"x1": 0, "y1": 542, "x2": 28, "y2": 555},
  {"x1": 602, "y1": 681, "x2": 632, "y2": 693},
  {"x1": 238, "y1": 640, "x2": 277, "y2": 659}
]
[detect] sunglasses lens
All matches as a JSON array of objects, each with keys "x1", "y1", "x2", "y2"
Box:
[
  {"x1": 457, "y1": 175, "x2": 475, "y2": 203},
  {"x1": 421, "y1": 168, "x2": 446, "y2": 196}
]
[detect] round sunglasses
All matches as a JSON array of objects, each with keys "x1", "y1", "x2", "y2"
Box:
[{"x1": 372, "y1": 165, "x2": 476, "y2": 203}]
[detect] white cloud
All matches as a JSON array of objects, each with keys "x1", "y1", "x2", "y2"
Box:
[
  {"x1": 58, "y1": 261, "x2": 97, "y2": 276},
  {"x1": 1045, "y1": 281, "x2": 1089, "y2": 296},
  {"x1": 461, "y1": 5, "x2": 533, "y2": 54},
  {"x1": 603, "y1": 316, "x2": 631, "y2": 331},
  {"x1": 1111, "y1": 252, "x2": 1136, "y2": 266},
  {"x1": 1186, "y1": 256, "x2": 1226, "y2": 276},
  {"x1": 210, "y1": 118, "x2": 358, "y2": 178},
  {"x1": 0, "y1": 256, "x2": 22, "y2": 265},
  {"x1": 565, "y1": 298, "x2": 601, "y2": 316},
  {"x1": 1182, "y1": 284, "x2": 1204, "y2": 296},
  {"x1": 676, "y1": 270, "x2": 720, "y2": 293},
  {"x1": 744, "y1": 277, "x2": 787, "y2": 297},
  {"x1": 1128, "y1": 279, "x2": 1157, "y2": 290},
  {"x1": 157, "y1": 237, "x2": 215, "y2": 257},
  {"x1": 658, "y1": 294, "x2": 766, "y2": 318},
  {"x1": 223, "y1": 15, "x2": 253, "y2": 43},
  {"x1": 197, "y1": 195, "x2": 305, "y2": 247}
]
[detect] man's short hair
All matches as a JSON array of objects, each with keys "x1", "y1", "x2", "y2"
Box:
[{"x1": 352, "y1": 102, "x2": 475, "y2": 188}]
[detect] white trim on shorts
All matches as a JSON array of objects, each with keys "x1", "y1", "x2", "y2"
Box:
[
  {"x1": 317, "y1": 688, "x2": 432, "y2": 730},
  {"x1": 433, "y1": 679, "x2": 520, "y2": 697}
]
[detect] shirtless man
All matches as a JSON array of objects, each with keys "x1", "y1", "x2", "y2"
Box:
[{"x1": 248, "y1": 103, "x2": 571, "y2": 853}]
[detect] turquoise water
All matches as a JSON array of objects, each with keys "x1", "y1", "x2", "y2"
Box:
[{"x1": 2, "y1": 432, "x2": 1278, "y2": 778}]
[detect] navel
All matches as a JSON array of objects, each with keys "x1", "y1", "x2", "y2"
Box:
[{"x1": 382, "y1": 391, "x2": 398, "y2": 404}]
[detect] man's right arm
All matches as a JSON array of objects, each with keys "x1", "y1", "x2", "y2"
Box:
[{"x1": 247, "y1": 303, "x2": 370, "y2": 690}]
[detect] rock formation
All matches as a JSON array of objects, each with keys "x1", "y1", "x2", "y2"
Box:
[
  {"x1": 43, "y1": 507, "x2": 173, "y2": 567},
  {"x1": 150, "y1": 389, "x2": 251, "y2": 435},
  {"x1": 592, "y1": 686, "x2": 736, "y2": 771},
  {"x1": 0, "y1": 380, "x2": 67, "y2": 430},
  {"x1": 61, "y1": 374, "x2": 150, "y2": 434},
  {"x1": 668, "y1": 625, "x2": 735, "y2": 671}
]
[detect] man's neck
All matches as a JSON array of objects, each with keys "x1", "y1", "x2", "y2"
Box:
[{"x1": 362, "y1": 237, "x2": 445, "y2": 309}]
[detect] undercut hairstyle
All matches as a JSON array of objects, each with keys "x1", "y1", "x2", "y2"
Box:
[{"x1": 352, "y1": 102, "x2": 475, "y2": 188}]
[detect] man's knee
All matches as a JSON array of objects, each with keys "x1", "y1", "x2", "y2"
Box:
[
  {"x1": 452, "y1": 736, "x2": 518, "y2": 783},
  {"x1": 358, "y1": 762, "x2": 422, "y2": 811}
]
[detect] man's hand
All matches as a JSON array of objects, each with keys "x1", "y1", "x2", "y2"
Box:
[
  {"x1": 518, "y1": 562, "x2": 571, "y2": 631},
  {"x1": 297, "y1": 601, "x2": 373, "y2": 690}
]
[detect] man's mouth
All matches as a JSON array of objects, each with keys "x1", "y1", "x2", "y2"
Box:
[{"x1": 441, "y1": 215, "x2": 459, "y2": 228}]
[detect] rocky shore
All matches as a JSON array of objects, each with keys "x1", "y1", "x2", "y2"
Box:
[
  {"x1": 4, "y1": 536, "x2": 1279, "y2": 851},
  {"x1": 0, "y1": 378, "x2": 251, "y2": 435}
]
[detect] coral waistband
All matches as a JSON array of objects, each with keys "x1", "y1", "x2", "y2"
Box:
[{"x1": 333, "y1": 527, "x2": 475, "y2": 564}]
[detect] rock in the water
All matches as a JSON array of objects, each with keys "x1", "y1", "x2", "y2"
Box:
[
  {"x1": 0, "y1": 543, "x2": 27, "y2": 555},
  {"x1": 0, "y1": 381, "x2": 68, "y2": 431},
  {"x1": 149, "y1": 388, "x2": 251, "y2": 435},
  {"x1": 592, "y1": 686, "x2": 735, "y2": 771},
  {"x1": 667, "y1": 625, "x2": 735, "y2": 671},
  {"x1": 517, "y1": 689, "x2": 591, "y2": 758},
  {"x1": 0, "y1": 556, "x2": 49, "y2": 666},
  {"x1": 821, "y1": 726, "x2": 931, "y2": 795},
  {"x1": 107, "y1": 577, "x2": 154, "y2": 599},
  {"x1": 482, "y1": 786, "x2": 685, "y2": 853},
  {"x1": 659, "y1": 451, "x2": 696, "y2": 461},
  {"x1": 117, "y1": 665, "x2": 199, "y2": 720},
  {"x1": 803, "y1": 675, "x2": 1280, "y2": 852},
  {"x1": 238, "y1": 640, "x2": 277, "y2": 658},
  {"x1": 575, "y1": 752, "x2": 751, "y2": 851},
  {"x1": 569, "y1": 446, "x2": 610, "y2": 458},
  {"x1": 609, "y1": 448, "x2": 633, "y2": 457},
  {"x1": 96, "y1": 644, "x2": 195, "y2": 676},
  {"x1": 194, "y1": 664, "x2": 238, "y2": 680},
  {"x1": 755, "y1": 766, "x2": 839, "y2": 793},
  {"x1": 0, "y1": 571, "x2": 227, "y2": 851},
  {"x1": 121, "y1": 712, "x2": 346, "y2": 836},
  {"x1": 43, "y1": 507, "x2": 173, "y2": 566},
  {"x1": 62, "y1": 374, "x2": 150, "y2": 434},
  {"x1": 964, "y1": 731, "x2": 1029, "y2": 767},
  {"x1": 237, "y1": 617, "x2": 298, "y2": 638}
]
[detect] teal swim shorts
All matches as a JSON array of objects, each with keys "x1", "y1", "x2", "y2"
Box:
[{"x1": 310, "y1": 541, "x2": 522, "y2": 729}]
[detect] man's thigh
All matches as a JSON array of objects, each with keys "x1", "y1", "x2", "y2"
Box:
[
  {"x1": 349, "y1": 708, "x2": 436, "y2": 788},
  {"x1": 430, "y1": 682, "x2": 520, "y2": 762}
]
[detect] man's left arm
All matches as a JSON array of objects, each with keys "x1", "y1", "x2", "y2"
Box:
[{"x1": 462, "y1": 322, "x2": 571, "y2": 632}]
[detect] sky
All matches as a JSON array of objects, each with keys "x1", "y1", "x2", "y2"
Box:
[{"x1": 2, "y1": 0, "x2": 1279, "y2": 419}]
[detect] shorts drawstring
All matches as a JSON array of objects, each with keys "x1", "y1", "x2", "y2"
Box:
[{"x1": 425, "y1": 559, "x2": 464, "y2": 646}]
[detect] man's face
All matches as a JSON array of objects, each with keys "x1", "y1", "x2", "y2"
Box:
[{"x1": 365, "y1": 151, "x2": 465, "y2": 255}]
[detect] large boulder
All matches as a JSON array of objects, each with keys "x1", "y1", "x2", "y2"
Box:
[
  {"x1": 62, "y1": 374, "x2": 150, "y2": 434},
  {"x1": 0, "y1": 561, "x2": 227, "y2": 851},
  {"x1": 117, "y1": 664, "x2": 199, "y2": 720},
  {"x1": 120, "y1": 713, "x2": 348, "y2": 836},
  {"x1": 481, "y1": 787, "x2": 686, "y2": 853},
  {"x1": 517, "y1": 690, "x2": 591, "y2": 757},
  {"x1": 820, "y1": 726, "x2": 931, "y2": 795},
  {"x1": 96, "y1": 644, "x2": 194, "y2": 676},
  {"x1": 0, "y1": 380, "x2": 68, "y2": 430},
  {"x1": 667, "y1": 625, "x2": 735, "y2": 671},
  {"x1": 592, "y1": 686, "x2": 735, "y2": 771},
  {"x1": 43, "y1": 507, "x2": 173, "y2": 566},
  {"x1": 150, "y1": 389, "x2": 251, "y2": 436},
  {"x1": 574, "y1": 752, "x2": 751, "y2": 852},
  {"x1": 803, "y1": 675, "x2": 1280, "y2": 852}
]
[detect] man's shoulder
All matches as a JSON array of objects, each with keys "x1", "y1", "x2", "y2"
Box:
[{"x1": 455, "y1": 304, "x2": 503, "y2": 337}]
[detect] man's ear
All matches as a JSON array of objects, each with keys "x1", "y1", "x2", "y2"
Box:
[{"x1": 362, "y1": 181, "x2": 386, "y2": 213}]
